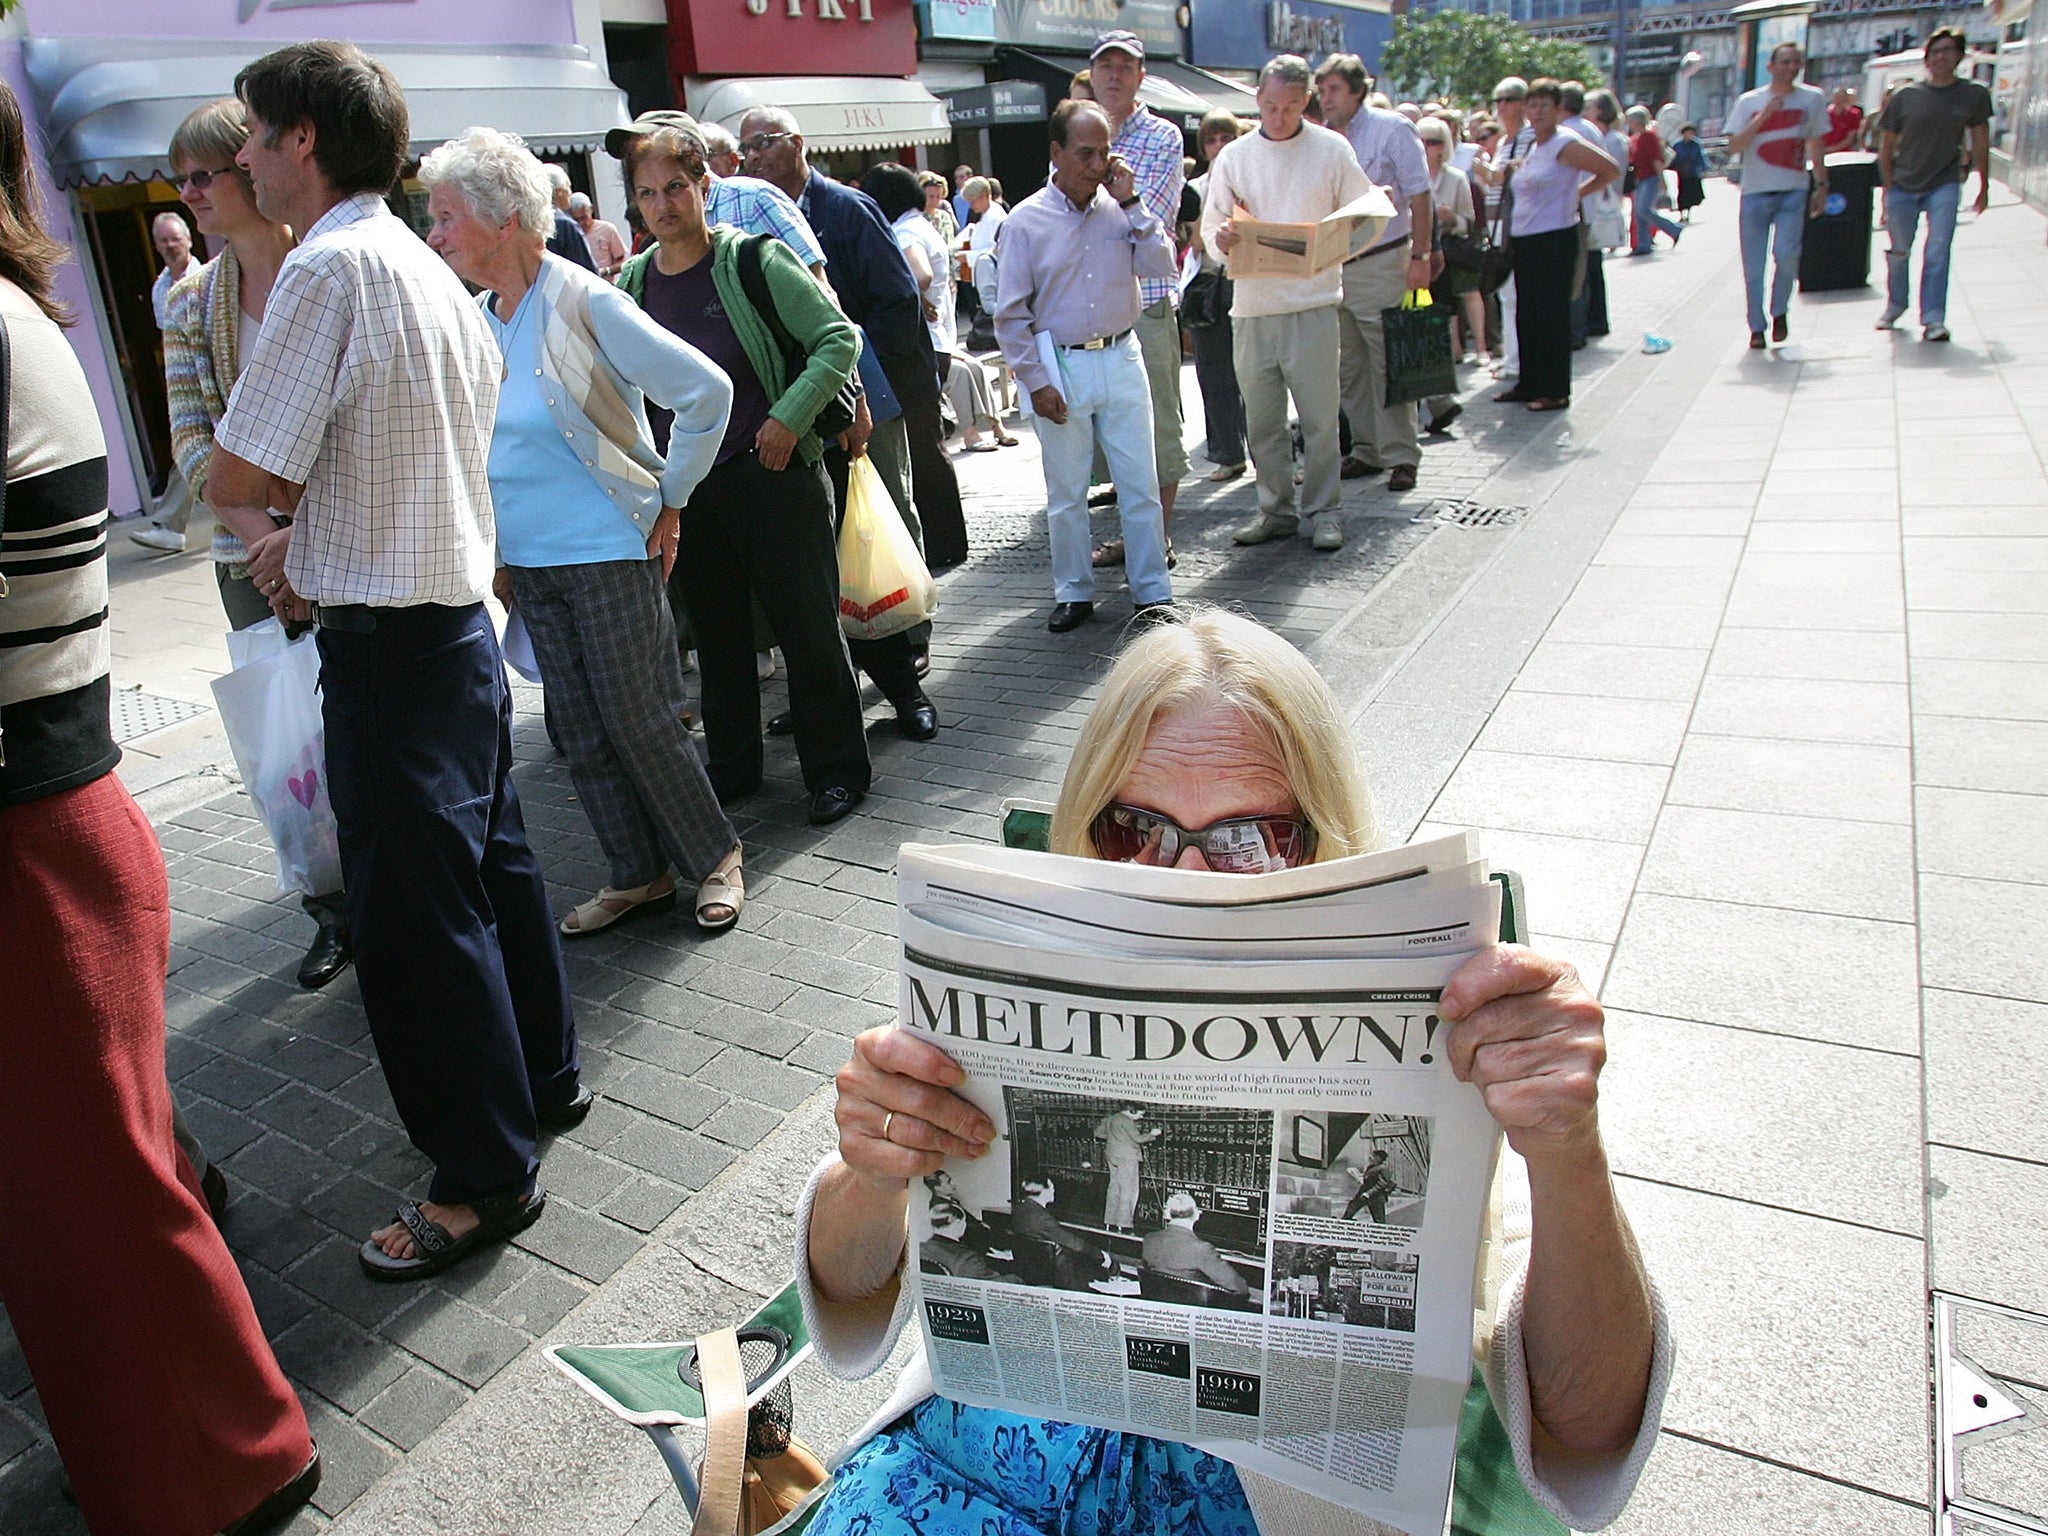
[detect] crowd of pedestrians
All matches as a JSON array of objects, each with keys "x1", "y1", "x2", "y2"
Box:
[{"x1": 0, "y1": 19, "x2": 2001, "y2": 1532}]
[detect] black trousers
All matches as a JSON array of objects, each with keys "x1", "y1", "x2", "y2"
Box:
[
  {"x1": 1189, "y1": 316, "x2": 1247, "y2": 466},
  {"x1": 676, "y1": 450, "x2": 872, "y2": 801},
  {"x1": 317, "y1": 603, "x2": 577, "y2": 1205},
  {"x1": 1512, "y1": 226, "x2": 1579, "y2": 404},
  {"x1": 1583, "y1": 248, "x2": 1609, "y2": 337},
  {"x1": 824, "y1": 445, "x2": 927, "y2": 711},
  {"x1": 879, "y1": 347, "x2": 968, "y2": 568}
]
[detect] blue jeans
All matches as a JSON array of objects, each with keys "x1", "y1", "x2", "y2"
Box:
[
  {"x1": 1035, "y1": 335, "x2": 1171, "y2": 605},
  {"x1": 1631, "y1": 179, "x2": 1681, "y2": 251},
  {"x1": 1739, "y1": 188, "x2": 1809, "y2": 333},
  {"x1": 1885, "y1": 180, "x2": 1962, "y2": 326}
]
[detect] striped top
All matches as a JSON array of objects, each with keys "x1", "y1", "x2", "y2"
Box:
[
  {"x1": 0, "y1": 278, "x2": 116, "y2": 808},
  {"x1": 162, "y1": 246, "x2": 255, "y2": 565}
]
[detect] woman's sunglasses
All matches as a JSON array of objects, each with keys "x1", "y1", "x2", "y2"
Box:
[
  {"x1": 172, "y1": 167, "x2": 238, "y2": 193},
  {"x1": 1091, "y1": 803, "x2": 1316, "y2": 874}
]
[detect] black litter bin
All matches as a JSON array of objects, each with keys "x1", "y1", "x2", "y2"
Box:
[{"x1": 1800, "y1": 152, "x2": 1878, "y2": 291}]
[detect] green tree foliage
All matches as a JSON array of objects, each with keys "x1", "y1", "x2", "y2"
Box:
[{"x1": 1377, "y1": 13, "x2": 1605, "y2": 107}]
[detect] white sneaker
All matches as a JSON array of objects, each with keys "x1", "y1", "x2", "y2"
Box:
[
  {"x1": 1923, "y1": 323, "x2": 1951, "y2": 343},
  {"x1": 128, "y1": 524, "x2": 186, "y2": 553},
  {"x1": 756, "y1": 650, "x2": 777, "y2": 683},
  {"x1": 1233, "y1": 511, "x2": 1299, "y2": 546},
  {"x1": 1310, "y1": 513, "x2": 1345, "y2": 552},
  {"x1": 1875, "y1": 307, "x2": 1904, "y2": 330}
]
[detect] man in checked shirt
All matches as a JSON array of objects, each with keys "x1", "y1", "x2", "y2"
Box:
[
  {"x1": 206, "y1": 40, "x2": 583, "y2": 1283},
  {"x1": 1082, "y1": 29, "x2": 1189, "y2": 571}
]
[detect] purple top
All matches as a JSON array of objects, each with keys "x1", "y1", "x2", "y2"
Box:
[{"x1": 641, "y1": 253, "x2": 771, "y2": 467}]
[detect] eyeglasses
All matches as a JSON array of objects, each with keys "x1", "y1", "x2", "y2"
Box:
[
  {"x1": 738, "y1": 131, "x2": 793, "y2": 155},
  {"x1": 1091, "y1": 803, "x2": 1316, "y2": 874},
  {"x1": 172, "y1": 167, "x2": 237, "y2": 192}
]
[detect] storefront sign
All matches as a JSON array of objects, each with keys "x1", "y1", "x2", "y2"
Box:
[
  {"x1": 920, "y1": 0, "x2": 996, "y2": 42},
  {"x1": 1268, "y1": 1, "x2": 1343, "y2": 57},
  {"x1": 1625, "y1": 39, "x2": 1686, "y2": 72},
  {"x1": 666, "y1": 0, "x2": 916, "y2": 75},
  {"x1": 994, "y1": 0, "x2": 1181, "y2": 59},
  {"x1": 944, "y1": 79, "x2": 1047, "y2": 126},
  {"x1": 1191, "y1": 0, "x2": 1390, "y2": 73}
]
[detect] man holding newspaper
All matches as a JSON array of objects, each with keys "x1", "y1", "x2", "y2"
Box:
[{"x1": 795, "y1": 608, "x2": 1669, "y2": 1536}]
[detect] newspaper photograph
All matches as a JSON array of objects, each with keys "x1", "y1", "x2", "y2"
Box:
[
  {"x1": 894, "y1": 839, "x2": 1506, "y2": 1536},
  {"x1": 1224, "y1": 188, "x2": 1397, "y2": 281}
]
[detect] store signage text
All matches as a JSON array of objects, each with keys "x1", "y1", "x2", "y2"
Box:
[
  {"x1": 747, "y1": 0, "x2": 875, "y2": 15},
  {"x1": 1267, "y1": 0, "x2": 1343, "y2": 57}
]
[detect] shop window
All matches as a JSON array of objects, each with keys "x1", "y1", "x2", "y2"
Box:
[{"x1": 75, "y1": 181, "x2": 195, "y2": 497}]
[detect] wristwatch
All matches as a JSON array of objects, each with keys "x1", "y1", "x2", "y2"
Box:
[{"x1": 1118, "y1": 194, "x2": 1142, "y2": 209}]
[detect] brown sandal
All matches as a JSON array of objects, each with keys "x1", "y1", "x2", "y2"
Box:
[
  {"x1": 695, "y1": 845, "x2": 744, "y2": 933},
  {"x1": 558, "y1": 874, "x2": 677, "y2": 937}
]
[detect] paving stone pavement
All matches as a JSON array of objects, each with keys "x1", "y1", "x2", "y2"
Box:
[{"x1": 0, "y1": 182, "x2": 1955, "y2": 1534}]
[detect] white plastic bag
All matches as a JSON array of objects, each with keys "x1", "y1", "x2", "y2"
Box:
[
  {"x1": 838, "y1": 453, "x2": 937, "y2": 641},
  {"x1": 209, "y1": 626, "x2": 343, "y2": 898}
]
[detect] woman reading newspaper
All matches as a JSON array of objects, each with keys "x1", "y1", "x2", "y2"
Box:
[{"x1": 797, "y1": 608, "x2": 1670, "y2": 1535}]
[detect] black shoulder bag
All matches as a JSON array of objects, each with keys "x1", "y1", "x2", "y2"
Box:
[{"x1": 734, "y1": 234, "x2": 858, "y2": 442}]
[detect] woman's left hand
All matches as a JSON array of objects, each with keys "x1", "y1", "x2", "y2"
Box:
[
  {"x1": 646, "y1": 505, "x2": 681, "y2": 581},
  {"x1": 1438, "y1": 945, "x2": 1606, "y2": 1169},
  {"x1": 755, "y1": 416, "x2": 800, "y2": 472}
]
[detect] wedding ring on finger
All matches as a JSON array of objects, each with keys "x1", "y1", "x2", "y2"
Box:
[{"x1": 882, "y1": 1110, "x2": 897, "y2": 1142}]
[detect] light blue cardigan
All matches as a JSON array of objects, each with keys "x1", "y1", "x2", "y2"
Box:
[{"x1": 482, "y1": 252, "x2": 734, "y2": 546}]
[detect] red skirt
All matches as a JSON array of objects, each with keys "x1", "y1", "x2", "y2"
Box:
[{"x1": 0, "y1": 771, "x2": 311, "y2": 1536}]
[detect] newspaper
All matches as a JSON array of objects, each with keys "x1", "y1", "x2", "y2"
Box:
[
  {"x1": 1224, "y1": 188, "x2": 1398, "y2": 280},
  {"x1": 895, "y1": 837, "x2": 1505, "y2": 1536}
]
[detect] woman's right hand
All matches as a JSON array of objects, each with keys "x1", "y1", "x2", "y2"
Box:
[
  {"x1": 836, "y1": 1026, "x2": 995, "y2": 1187},
  {"x1": 755, "y1": 416, "x2": 799, "y2": 472}
]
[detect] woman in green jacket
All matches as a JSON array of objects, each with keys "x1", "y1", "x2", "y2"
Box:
[{"x1": 617, "y1": 123, "x2": 872, "y2": 826}]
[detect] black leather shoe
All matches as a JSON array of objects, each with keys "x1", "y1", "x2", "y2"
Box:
[
  {"x1": 1772, "y1": 314, "x2": 1789, "y2": 344},
  {"x1": 200, "y1": 1162, "x2": 230, "y2": 1224},
  {"x1": 1086, "y1": 486, "x2": 1118, "y2": 508},
  {"x1": 1047, "y1": 601, "x2": 1094, "y2": 634},
  {"x1": 297, "y1": 924, "x2": 352, "y2": 990},
  {"x1": 765, "y1": 710, "x2": 795, "y2": 736},
  {"x1": 538, "y1": 1086, "x2": 596, "y2": 1130},
  {"x1": 1426, "y1": 402, "x2": 1464, "y2": 435},
  {"x1": 895, "y1": 695, "x2": 940, "y2": 741},
  {"x1": 809, "y1": 786, "x2": 863, "y2": 826}
]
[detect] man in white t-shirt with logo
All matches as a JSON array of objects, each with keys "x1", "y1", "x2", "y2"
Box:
[{"x1": 1724, "y1": 42, "x2": 1828, "y2": 349}]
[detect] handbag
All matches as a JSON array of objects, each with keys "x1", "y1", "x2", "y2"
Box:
[
  {"x1": 1440, "y1": 230, "x2": 1486, "y2": 274},
  {"x1": 1477, "y1": 207, "x2": 1514, "y2": 296},
  {"x1": 685, "y1": 1326, "x2": 832, "y2": 1536},
  {"x1": 209, "y1": 622, "x2": 344, "y2": 898},
  {"x1": 1181, "y1": 267, "x2": 1231, "y2": 329},
  {"x1": 735, "y1": 233, "x2": 858, "y2": 442},
  {"x1": 837, "y1": 453, "x2": 937, "y2": 641},
  {"x1": 1382, "y1": 289, "x2": 1457, "y2": 407}
]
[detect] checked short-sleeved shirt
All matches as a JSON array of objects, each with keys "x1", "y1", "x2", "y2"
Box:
[
  {"x1": 706, "y1": 175, "x2": 828, "y2": 270},
  {"x1": 1343, "y1": 106, "x2": 1432, "y2": 252},
  {"x1": 214, "y1": 192, "x2": 499, "y2": 608},
  {"x1": 1112, "y1": 104, "x2": 1186, "y2": 307}
]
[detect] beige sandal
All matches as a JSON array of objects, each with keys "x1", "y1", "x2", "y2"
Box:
[
  {"x1": 558, "y1": 874, "x2": 676, "y2": 938},
  {"x1": 696, "y1": 845, "x2": 744, "y2": 933}
]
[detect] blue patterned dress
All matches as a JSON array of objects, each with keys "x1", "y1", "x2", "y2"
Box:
[{"x1": 807, "y1": 1396, "x2": 1261, "y2": 1536}]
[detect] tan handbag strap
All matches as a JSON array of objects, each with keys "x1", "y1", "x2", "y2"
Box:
[{"x1": 691, "y1": 1327, "x2": 749, "y2": 1536}]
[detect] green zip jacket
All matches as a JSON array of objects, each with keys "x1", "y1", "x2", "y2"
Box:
[{"x1": 618, "y1": 227, "x2": 860, "y2": 466}]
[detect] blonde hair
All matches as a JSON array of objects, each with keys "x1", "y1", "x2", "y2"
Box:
[
  {"x1": 1048, "y1": 607, "x2": 1378, "y2": 862},
  {"x1": 169, "y1": 98, "x2": 254, "y2": 186}
]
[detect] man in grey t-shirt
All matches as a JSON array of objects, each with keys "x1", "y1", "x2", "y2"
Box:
[
  {"x1": 1723, "y1": 42, "x2": 1827, "y2": 348},
  {"x1": 1877, "y1": 26, "x2": 1992, "y2": 340}
]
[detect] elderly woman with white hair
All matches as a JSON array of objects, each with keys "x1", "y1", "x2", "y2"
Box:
[
  {"x1": 419, "y1": 128, "x2": 749, "y2": 937},
  {"x1": 796, "y1": 606, "x2": 1671, "y2": 1535}
]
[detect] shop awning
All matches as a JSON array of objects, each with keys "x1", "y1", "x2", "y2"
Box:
[
  {"x1": 1144, "y1": 61, "x2": 1258, "y2": 124},
  {"x1": 688, "y1": 77, "x2": 953, "y2": 154},
  {"x1": 24, "y1": 39, "x2": 629, "y2": 188}
]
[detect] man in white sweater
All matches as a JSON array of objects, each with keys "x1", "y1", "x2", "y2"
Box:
[{"x1": 1202, "y1": 55, "x2": 1372, "y2": 553}]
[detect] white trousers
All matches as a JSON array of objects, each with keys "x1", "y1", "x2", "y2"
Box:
[{"x1": 1034, "y1": 336, "x2": 1171, "y2": 605}]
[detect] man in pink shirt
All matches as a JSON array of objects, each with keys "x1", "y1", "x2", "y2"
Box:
[{"x1": 569, "y1": 192, "x2": 628, "y2": 277}]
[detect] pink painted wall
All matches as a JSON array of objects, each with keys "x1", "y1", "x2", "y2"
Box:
[
  {"x1": 2, "y1": 42, "x2": 144, "y2": 518},
  {"x1": 15, "y1": 0, "x2": 574, "y2": 48}
]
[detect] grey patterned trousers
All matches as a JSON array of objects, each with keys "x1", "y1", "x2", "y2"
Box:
[{"x1": 509, "y1": 557, "x2": 737, "y2": 890}]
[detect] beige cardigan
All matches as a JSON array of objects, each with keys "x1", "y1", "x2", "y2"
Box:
[{"x1": 793, "y1": 1148, "x2": 1672, "y2": 1535}]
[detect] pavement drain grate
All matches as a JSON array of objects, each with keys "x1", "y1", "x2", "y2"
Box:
[
  {"x1": 1936, "y1": 1293, "x2": 2048, "y2": 1535},
  {"x1": 1414, "y1": 499, "x2": 1530, "y2": 529},
  {"x1": 110, "y1": 687, "x2": 211, "y2": 745}
]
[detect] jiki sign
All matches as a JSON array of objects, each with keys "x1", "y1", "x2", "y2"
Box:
[{"x1": 669, "y1": 0, "x2": 916, "y2": 76}]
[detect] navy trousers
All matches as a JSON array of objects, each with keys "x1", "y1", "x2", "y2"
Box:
[{"x1": 316, "y1": 602, "x2": 578, "y2": 1206}]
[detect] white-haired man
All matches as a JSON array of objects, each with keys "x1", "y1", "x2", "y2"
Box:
[
  {"x1": 699, "y1": 121, "x2": 741, "y2": 179},
  {"x1": 541, "y1": 162, "x2": 596, "y2": 271},
  {"x1": 567, "y1": 191, "x2": 627, "y2": 278},
  {"x1": 1203, "y1": 55, "x2": 1372, "y2": 554},
  {"x1": 133, "y1": 210, "x2": 198, "y2": 551},
  {"x1": 1142, "y1": 1191, "x2": 1251, "y2": 1298}
]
